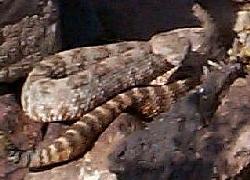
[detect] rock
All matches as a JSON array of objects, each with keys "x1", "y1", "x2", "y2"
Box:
[
  {"x1": 0, "y1": 94, "x2": 42, "y2": 151},
  {"x1": 0, "y1": 0, "x2": 60, "y2": 82},
  {"x1": 0, "y1": 94, "x2": 20, "y2": 133},
  {"x1": 229, "y1": 3, "x2": 250, "y2": 61},
  {"x1": 194, "y1": 75, "x2": 250, "y2": 179},
  {"x1": 25, "y1": 113, "x2": 144, "y2": 180},
  {"x1": 0, "y1": 94, "x2": 39, "y2": 179},
  {"x1": 219, "y1": 76, "x2": 250, "y2": 178},
  {"x1": 0, "y1": 94, "x2": 42, "y2": 179}
]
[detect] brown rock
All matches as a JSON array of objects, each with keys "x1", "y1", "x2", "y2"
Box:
[{"x1": 229, "y1": 5, "x2": 250, "y2": 61}]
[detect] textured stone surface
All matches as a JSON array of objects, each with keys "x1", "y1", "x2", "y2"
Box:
[
  {"x1": 0, "y1": 0, "x2": 60, "y2": 82},
  {"x1": 0, "y1": 94, "x2": 20, "y2": 133},
  {"x1": 229, "y1": 3, "x2": 250, "y2": 61},
  {"x1": 220, "y1": 77, "x2": 250, "y2": 177},
  {"x1": 0, "y1": 94, "x2": 42, "y2": 180}
]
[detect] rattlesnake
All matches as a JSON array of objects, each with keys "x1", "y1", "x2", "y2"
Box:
[
  {"x1": 23, "y1": 28, "x2": 203, "y2": 169},
  {"x1": 20, "y1": 0, "x2": 236, "y2": 169}
]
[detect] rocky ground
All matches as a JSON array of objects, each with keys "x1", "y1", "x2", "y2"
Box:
[{"x1": 0, "y1": 1, "x2": 250, "y2": 180}]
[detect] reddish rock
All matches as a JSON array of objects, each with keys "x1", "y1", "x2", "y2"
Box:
[
  {"x1": 0, "y1": 94, "x2": 43, "y2": 179},
  {"x1": 0, "y1": 94, "x2": 42, "y2": 151}
]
